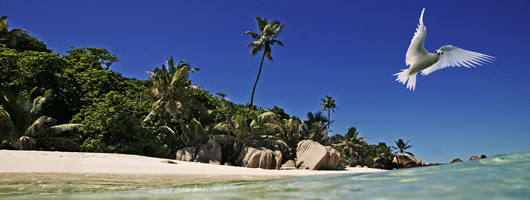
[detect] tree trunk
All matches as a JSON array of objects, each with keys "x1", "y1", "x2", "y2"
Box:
[
  {"x1": 327, "y1": 110, "x2": 331, "y2": 130},
  {"x1": 250, "y1": 51, "x2": 266, "y2": 107}
]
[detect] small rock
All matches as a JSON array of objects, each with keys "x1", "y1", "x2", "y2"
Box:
[{"x1": 469, "y1": 155, "x2": 487, "y2": 160}]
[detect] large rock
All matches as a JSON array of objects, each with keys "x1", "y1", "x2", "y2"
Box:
[
  {"x1": 211, "y1": 135, "x2": 241, "y2": 165},
  {"x1": 194, "y1": 139, "x2": 222, "y2": 164},
  {"x1": 469, "y1": 154, "x2": 487, "y2": 160},
  {"x1": 296, "y1": 140, "x2": 341, "y2": 170},
  {"x1": 392, "y1": 153, "x2": 422, "y2": 168},
  {"x1": 175, "y1": 146, "x2": 197, "y2": 162},
  {"x1": 237, "y1": 146, "x2": 282, "y2": 169}
]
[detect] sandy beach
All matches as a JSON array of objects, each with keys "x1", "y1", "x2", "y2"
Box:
[{"x1": 0, "y1": 150, "x2": 383, "y2": 176}]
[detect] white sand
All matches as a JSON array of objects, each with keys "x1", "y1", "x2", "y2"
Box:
[{"x1": 0, "y1": 150, "x2": 384, "y2": 176}]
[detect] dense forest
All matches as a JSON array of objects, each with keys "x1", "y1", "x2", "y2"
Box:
[{"x1": 0, "y1": 15, "x2": 411, "y2": 169}]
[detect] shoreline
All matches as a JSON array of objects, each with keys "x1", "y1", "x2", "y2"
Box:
[
  {"x1": 0, "y1": 150, "x2": 384, "y2": 196},
  {"x1": 0, "y1": 150, "x2": 384, "y2": 176}
]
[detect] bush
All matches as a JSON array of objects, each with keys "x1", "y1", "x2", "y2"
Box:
[{"x1": 73, "y1": 91, "x2": 166, "y2": 157}]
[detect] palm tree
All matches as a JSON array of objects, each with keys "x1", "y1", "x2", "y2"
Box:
[
  {"x1": 334, "y1": 127, "x2": 368, "y2": 166},
  {"x1": 214, "y1": 111, "x2": 280, "y2": 144},
  {"x1": 0, "y1": 88, "x2": 82, "y2": 150},
  {"x1": 144, "y1": 57, "x2": 208, "y2": 151},
  {"x1": 143, "y1": 57, "x2": 202, "y2": 123},
  {"x1": 244, "y1": 17, "x2": 285, "y2": 107},
  {"x1": 301, "y1": 112, "x2": 329, "y2": 142},
  {"x1": 393, "y1": 139, "x2": 413, "y2": 155},
  {"x1": 392, "y1": 139, "x2": 413, "y2": 167},
  {"x1": 277, "y1": 117, "x2": 303, "y2": 149},
  {"x1": 320, "y1": 95, "x2": 337, "y2": 130}
]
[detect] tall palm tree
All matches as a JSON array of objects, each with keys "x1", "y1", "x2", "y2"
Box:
[
  {"x1": 0, "y1": 88, "x2": 82, "y2": 150},
  {"x1": 334, "y1": 127, "x2": 368, "y2": 166},
  {"x1": 320, "y1": 95, "x2": 337, "y2": 130},
  {"x1": 244, "y1": 17, "x2": 285, "y2": 107}
]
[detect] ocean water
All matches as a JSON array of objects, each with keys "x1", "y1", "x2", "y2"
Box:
[{"x1": 6, "y1": 152, "x2": 530, "y2": 200}]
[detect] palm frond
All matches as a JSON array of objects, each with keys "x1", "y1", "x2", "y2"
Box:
[
  {"x1": 48, "y1": 123, "x2": 83, "y2": 136},
  {"x1": 16, "y1": 136, "x2": 36, "y2": 150},
  {"x1": 271, "y1": 39, "x2": 284, "y2": 47},
  {"x1": 158, "y1": 125, "x2": 176, "y2": 136},
  {"x1": 25, "y1": 116, "x2": 55, "y2": 137},
  {"x1": 0, "y1": 106, "x2": 15, "y2": 137},
  {"x1": 243, "y1": 31, "x2": 261, "y2": 39}
]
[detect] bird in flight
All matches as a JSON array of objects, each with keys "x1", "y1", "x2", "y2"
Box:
[{"x1": 394, "y1": 8, "x2": 495, "y2": 91}]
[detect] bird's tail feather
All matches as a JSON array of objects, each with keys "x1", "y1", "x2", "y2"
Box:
[{"x1": 393, "y1": 69, "x2": 417, "y2": 91}]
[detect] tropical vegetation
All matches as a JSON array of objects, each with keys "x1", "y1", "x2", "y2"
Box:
[{"x1": 0, "y1": 15, "x2": 407, "y2": 169}]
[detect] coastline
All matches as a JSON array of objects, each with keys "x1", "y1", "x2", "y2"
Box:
[
  {"x1": 0, "y1": 150, "x2": 384, "y2": 196},
  {"x1": 0, "y1": 150, "x2": 384, "y2": 176}
]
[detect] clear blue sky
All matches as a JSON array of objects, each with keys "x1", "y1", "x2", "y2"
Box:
[{"x1": 3, "y1": 0, "x2": 529, "y2": 163}]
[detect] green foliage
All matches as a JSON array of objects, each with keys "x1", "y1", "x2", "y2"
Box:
[
  {"x1": 268, "y1": 106, "x2": 290, "y2": 120},
  {"x1": 64, "y1": 47, "x2": 118, "y2": 69},
  {"x1": 143, "y1": 57, "x2": 202, "y2": 124},
  {"x1": 0, "y1": 16, "x2": 50, "y2": 52},
  {"x1": 333, "y1": 127, "x2": 368, "y2": 166},
  {"x1": 301, "y1": 112, "x2": 329, "y2": 143},
  {"x1": 0, "y1": 88, "x2": 82, "y2": 151},
  {"x1": 72, "y1": 91, "x2": 166, "y2": 157},
  {"x1": 0, "y1": 46, "x2": 66, "y2": 92}
]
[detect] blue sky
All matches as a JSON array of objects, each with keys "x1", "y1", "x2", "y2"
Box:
[{"x1": 3, "y1": 0, "x2": 529, "y2": 163}]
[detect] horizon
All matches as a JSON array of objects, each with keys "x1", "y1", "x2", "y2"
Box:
[{"x1": 3, "y1": 0, "x2": 529, "y2": 163}]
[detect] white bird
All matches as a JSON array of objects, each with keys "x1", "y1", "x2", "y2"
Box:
[{"x1": 394, "y1": 8, "x2": 495, "y2": 91}]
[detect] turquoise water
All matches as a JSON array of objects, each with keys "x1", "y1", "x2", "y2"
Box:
[{"x1": 6, "y1": 152, "x2": 530, "y2": 200}]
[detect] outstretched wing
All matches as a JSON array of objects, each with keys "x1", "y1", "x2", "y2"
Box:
[
  {"x1": 406, "y1": 8, "x2": 428, "y2": 66},
  {"x1": 421, "y1": 45, "x2": 495, "y2": 75}
]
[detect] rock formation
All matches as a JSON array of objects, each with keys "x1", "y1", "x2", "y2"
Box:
[
  {"x1": 469, "y1": 154, "x2": 487, "y2": 160},
  {"x1": 236, "y1": 139, "x2": 283, "y2": 169},
  {"x1": 295, "y1": 140, "x2": 341, "y2": 170},
  {"x1": 237, "y1": 146, "x2": 282, "y2": 169},
  {"x1": 175, "y1": 146, "x2": 197, "y2": 162},
  {"x1": 392, "y1": 153, "x2": 422, "y2": 168},
  {"x1": 194, "y1": 139, "x2": 222, "y2": 164}
]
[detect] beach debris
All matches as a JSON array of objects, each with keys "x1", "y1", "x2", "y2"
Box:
[
  {"x1": 161, "y1": 160, "x2": 178, "y2": 164},
  {"x1": 296, "y1": 140, "x2": 341, "y2": 170}
]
